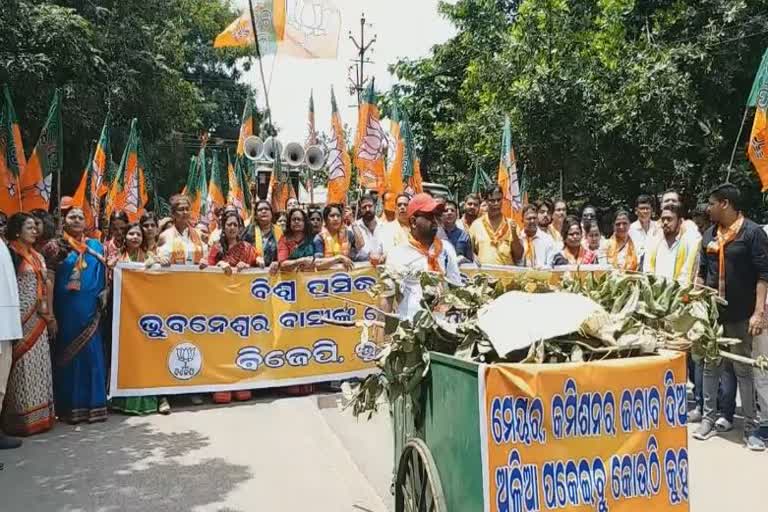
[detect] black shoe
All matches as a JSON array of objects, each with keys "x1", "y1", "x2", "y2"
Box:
[{"x1": 0, "y1": 433, "x2": 22, "y2": 449}]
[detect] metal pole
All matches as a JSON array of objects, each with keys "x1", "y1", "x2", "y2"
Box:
[
  {"x1": 247, "y1": 0, "x2": 273, "y2": 128},
  {"x1": 726, "y1": 105, "x2": 751, "y2": 183}
]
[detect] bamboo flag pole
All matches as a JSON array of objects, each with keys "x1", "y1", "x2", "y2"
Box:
[
  {"x1": 726, "y1": 106, "x2": 750, "y2": 184},
  {"x1": 247, "y1": 0, "x2": 273, "y2": 130}
]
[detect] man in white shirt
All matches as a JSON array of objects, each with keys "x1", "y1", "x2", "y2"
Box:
[
  {"x1": 660, "y1": 189, "x2": 700, "y2": 241},
  {"x1": 643, "y1": 204, "x2": 699, "y2": 284},
  {"x1": 519, "y1": 204, "x2": 556, "y2": 268},
  {"x1": 0, "y1": 238, "x2": 23, "y2": 449},
  {"x1": 629, "y1": 194, "x2": 660, "y2": 263},
  {"x1": 378, "y1": 193, "x2": 412, "y2": 256},
  {"x1": 352, "y1": 194, "x2": 384, "y2": 262},
  {"x1": 387, "y1": 193, "x2": 461, "y2": 320}
]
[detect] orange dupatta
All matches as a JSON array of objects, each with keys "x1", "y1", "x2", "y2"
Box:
[
  {"x1": 706, "y1": 214, "x2": 744, "y2": 298},
  {"x1": 606, "y1": 236, "x2": 638, "y2": 271},
  {"x1": 408, "y1": 234, "x2": 444, "y2": 273},
  {"x1": 481, "y1": 214, "x2": 512, "y2": 247},
  {"x1": 321, "y1": 227, "x2": 350, "y2": 257},
  {"x1": 63, "y1": 232, "x2": 103, "y2": 291},
  {"x1": 168, "y1": 224, "x2": 205, "y2": 264},
  {"x1": 9, "y1": 240, "x2": 46, "y2": 301}
]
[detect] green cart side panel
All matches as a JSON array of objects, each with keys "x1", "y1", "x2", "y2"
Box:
[{"x1": 392, "y1": 352, "x2": 483, "y2": 512}]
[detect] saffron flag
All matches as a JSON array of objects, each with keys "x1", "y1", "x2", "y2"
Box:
[
  {"x1": 236, "y1": 96, "x2": 254, "y2": 158},
  {"x1": 384, "y1": 97, "x2": 404, "y2": 211},
  {"x1": 268, "y1": 156, "x2": 295, "y2": 212},
  {"x1": 227, "y1": 150, "x2": 246, "y2": 220},
  {"x1": 307, "y1": 89, "x2": 318, "y2": 146},
  {"x1": 748, "y1": 81, "x2": 768, "y2": 191},
  {"x1": 188, "y1": 147, "x2": 208, "y2": 224},
  {"x1": 182, "y1": 154, "x2": 197, "y2": 197},
  {"x1": 21, "y1": 89, "x2": 62, "y2": 211},
  {"x1": 0, "y1": 85, "x2": 25, "y2": 215},
  {"x1": 327, "y1": 87, "x2": 351, "y2": 204},
  {"x1": 107, "y1": 119, "x2": 148, "y2": 222},
  {"x1": 213, "y1": 1, "x2": 340, "y2": 59},
  {"x1": 399, "y1": 109, "x2": 420, "y2": 195},
  {"x1": 354, "y1": 78, "x2": 386, "y2": 193},
  {"x1": 748, "y1": 47, "x2": 768, "y2": 108},
  {"x1": 206, "y1": 151, "x2": 226, "y2": 228},
  {"x1": 72, "y1": 145, "x2": 102, "y2": 238},
  {"x1": 497, "y1": 115, "x2": 522, "y2": 225},
  {"x1": 90, "y1": 114, "x2": 113, "y2": 231},
  {"x1": 471, "y1": 162, "x2": 493, "y2": 194}
]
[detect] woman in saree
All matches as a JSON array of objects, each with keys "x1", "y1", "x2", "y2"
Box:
[
  {"x1": 308, "y1": 209, "x2": 323, "y2": 236},
  {"x1": 109, "y1": 223, "x2": 168, "y2": 415},
  {"x1": 244, "y1": 200, "x2": 282, "y2": 272},
  {"x1": 552, "y1": 216, "x2": 598, "y2": 267},
  {"x1": 140, "y1": 211, "x2": 160, "y2": 256},
  {"x1": 45, "y1": 206, "x2": 108, "y2": 424},
  {"x1": 277, "y1": 209, "x2": 316, "y2": 272},
  {"x1": 208, "y1": 211, "x2": 259, "y2": 404},
  {"x1": 2, "y1": 213, "x2": 55, "y2": 435},
  {"x1": 157, "y1": 194, "x2": 208, "y2": 267},
  {"x1": 104, "y1": 210, "x2": 129, "y2": 264},
  {"x1": 313, "y1": 203, "x2": 361, "y2": 271}
]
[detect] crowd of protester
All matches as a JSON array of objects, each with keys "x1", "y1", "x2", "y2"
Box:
[{"x1": 1, "y1": 182, "x2": 767, "y2": 451}]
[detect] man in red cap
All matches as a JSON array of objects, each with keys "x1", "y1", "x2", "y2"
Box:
[{"x1": 386, "y1": 193, "x2": 461, "y2": 319}]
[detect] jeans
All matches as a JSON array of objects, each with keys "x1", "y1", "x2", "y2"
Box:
[
  {"x1": 703, "y1": 320, "x2": 757, "y2": 432},
  {"x1": 687, "y1": 354, "x2": 705, "y2": 410},
  {"x1": 754, "y1": 333, "x2": 768, "y2": 428},
  {"x1": 718, "y1": 360, "x2": 738, "y2": 422}
]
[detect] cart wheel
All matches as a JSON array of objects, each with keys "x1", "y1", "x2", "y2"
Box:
[{"x1": 395, "y1": 439, "x2": 446, "y2": 512}]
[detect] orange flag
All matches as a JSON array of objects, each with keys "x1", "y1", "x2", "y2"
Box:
[
  {"x1": 354, "y1": 79, "x2": 386, "y2": 193},
  {"x1": 0, "y1": 85, "x2": 25, "y2": 215},
  {"x1": 72, "y1": 145, "x2": 102, "y2": 239},
  {"x1": 384, "y1": 99, "x2": 404, "y2": 211},
  {"x1": 748, "y1": 82, "x2": 768, "y2": 191},
  {"x1": 106, "y1": 119, "x2": 148, "y2": 222},
  {"x1": 206, "y1": 151, "x2": 226, "y2": 228},
  {"x1": 21, "y1": 89, "x2": 62, "y2": 211},
  {"x1": 226, "y1": 150, "x2": 246, "y2": 219},
  {"x1": 327, "y1": 87, "x2": 351, "y2": 204},
  {"x1": 498, "y1": 115, "x2": 522, "y2": 226}
]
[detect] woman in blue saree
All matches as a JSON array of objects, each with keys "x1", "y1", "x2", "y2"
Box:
[{"x1": 45, "y1": 205, "x2": 108, "y2": 424}]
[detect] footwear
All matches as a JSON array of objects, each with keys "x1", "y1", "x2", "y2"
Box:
[
  {"x1": 687, "y1": 407, "x2": 702, "y2": 424},
  {"x1": 0, "y1": 433, "x2": 22, "y2": 449},
  {"x1": 745, "y1": 433, "x2": 766, "y2": 451},
  {"x1": 715, "y1": 417, "x2": 733, "y2": 432},
  {"x1": 693, "y1": 419, "x2": 717, "y2": 440},
  {"x1": 158, "y1": 397, "x2": 171, "y2": 415},
  {"x1": 756, "y1": 426, "x2": 768, "y2": 442},
  {"x1": 190, "y1": 394, "x2": 204, "y2": 406}
]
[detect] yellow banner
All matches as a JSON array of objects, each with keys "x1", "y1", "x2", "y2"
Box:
[
  {"x1": 110, "y1": 264, "x2": 380, "y2": 396},
  {"x1": 479, "y1": 352, "x2": 689, "y2": 512}
]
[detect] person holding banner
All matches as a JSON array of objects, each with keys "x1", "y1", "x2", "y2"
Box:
[
  {"x1": 45, "y1": 205, "x2": 108, "y2": 424},
  {"x1": 208, "y1": 211, "x2": 259, "y2": 274},
  {"x1": 308, "y1": 209, "x2": 324, "y2": 236},
  {"x1": 110, "y1": 222, "x2": 165, "y2": 416},
  {"x1": 468, "y1": 186, "x2": 523, "y2": 266},
  {"x1": 2, "y1": 213, "x2": 55, "y2": 436},
  {"x1": 158, "y1": 194, "x2": 208, "y2": 267},
  {"x1": 551, "y1": 216, "x2": 598, "y2": 266},
  {"x1": 313, "y1": 203, "x2": 360, "y2": 271},
  {"x1": 243, "y1": 200, "x2": 282, "y2": 271},
  {"x1": 518, "y1": 204, "x2": 556, "y2": 268},
  {"x1": 277, "y1": 208, "x2": 316, "y2": 272}
]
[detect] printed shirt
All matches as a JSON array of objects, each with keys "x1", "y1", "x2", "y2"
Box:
[
  {"x1": 439, "y1": 225, "x2": 474, "y2": 262},
  {"x1": 643, "y1": 232, "x2": 700, "y2": 284},
  {"x1": 353, "y1": 218, "x2": 384, "y2": 262},
  {"x1": 386, "y1": 241, "x2": 461, "y2": 320},
  {"x1": 468, "y1": 216, "x2": 519, "y2": 266},
  {"x1": 518, "y1": 229, "x2": 557, "y2": 268}
]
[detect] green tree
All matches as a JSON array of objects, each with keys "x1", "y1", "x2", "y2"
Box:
[
  {"x1": 0, "y1": 0, "x2": 260, "y2": 204},
  {"x1": 387, "y1": 0, "x2": 768, "y2": 219}
]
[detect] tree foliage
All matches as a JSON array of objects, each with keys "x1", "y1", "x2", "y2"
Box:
[
  {"x1": 386, "y1": 0, "x2": 768, "y2": 219},
  {"x1": 0, "y1": 0, "x2": 260, "y2": 202}
]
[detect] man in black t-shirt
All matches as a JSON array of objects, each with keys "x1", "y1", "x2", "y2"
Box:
[{"x1": 693, "y1": 184, "x2": 768, "y2": 451}]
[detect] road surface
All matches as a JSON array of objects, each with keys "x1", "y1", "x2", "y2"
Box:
[{"x1": 0, "y1": 392, "x2": 765, "y2": 511}]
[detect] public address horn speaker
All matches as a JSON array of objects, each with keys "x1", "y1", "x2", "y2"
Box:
[{"x1": 243, "y1": 136, "x2": 263, "y2": 161}]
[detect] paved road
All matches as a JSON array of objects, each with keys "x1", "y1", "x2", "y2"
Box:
[{"x1": 1, "y1": 393, "x2": 765, "y2": 512}]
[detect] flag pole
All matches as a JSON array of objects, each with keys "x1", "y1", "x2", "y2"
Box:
[
  {"x1": 726, "y1": 106, "x2": 751, "y2": 183},
  {"x1": 247, "y1": 0, "x2": 273, "y2": 129}
]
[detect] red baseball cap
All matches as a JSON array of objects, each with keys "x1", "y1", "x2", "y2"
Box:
[{"x1": 407, "y1": 193, "x2": 444, "y2": 218}]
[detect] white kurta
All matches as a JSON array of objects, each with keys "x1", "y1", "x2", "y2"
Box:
[{"x1": 0, "y1": 239, "x2": 23, "y2": 344}]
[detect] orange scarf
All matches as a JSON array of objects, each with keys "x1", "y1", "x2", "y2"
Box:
[
  {"x1": 321, "y1": 227, "x2": 350, "y2": 257},
  {"x1": 118, "y1": 248, "x2": 147, "y2": 263},
  {"x1": 523, "y1": 233, "x2": 536, "y2": 267},
  {"x1": 706, "y1": 214, "x2": 744, "y2": 298},
  {"x1": 63, "y1": 232, "x2": 91, "y2": 291},
  {"x1": 607, "y1": 235, "x2": 638, "y2": 271},
  {"x1": 408, "y1": 234, "x2": 444, "y2": 273},
  {"x1": 169, "y1": 224, "x2": 205, "y2": 264},
  {"x1": 481, "y1": 214, "x2": 511, "y2": 247},
  {"x1": 562, "y1": 246, "x2": 594, "y2": 265},
  {"x1": 9, "y1": 241, "x2": 46, "y2": 301}
]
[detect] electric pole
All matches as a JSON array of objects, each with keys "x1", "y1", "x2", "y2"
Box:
[{"x1": 347, "y1": 13, "x2": 376, "y2": 107}]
